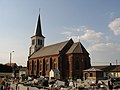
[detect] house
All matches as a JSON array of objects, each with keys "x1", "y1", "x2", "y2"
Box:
[
  {"x1": 27, "y1": 14, "x2": 91, "y2": 80},
  {"x1": 5, "y1": 63, "x2": 18, "y2": 68},
  {"x1": 0, "y1": 64, "x2": 12, "y2": 78},
  {"x1": 83, "y1": 67, "x2": 103, "y2": 80},
  {"x1": 19, "y1": 67, "x2": 28, "y2": 81},
  {"x1": 92, "y1": 64, "x2": 120, "y2": 78},
  {"x1": 5, "y1": 63, "x2": 19, "y2": 78}
]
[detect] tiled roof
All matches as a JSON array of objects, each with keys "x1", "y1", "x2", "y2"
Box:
[
  {"x1": 30, "y1": 40, "x2": 71, "y2": 59},
  {"x1": 5, "y1": 63, "x2": 17, "y2": 67},
  {"x1": 83, "y1": 67, "x2": 103, "y2": 72}
]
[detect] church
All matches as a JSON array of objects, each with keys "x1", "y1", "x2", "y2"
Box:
[{"x1": 27, "y1": 14, "x2": 91, "y2": 80}]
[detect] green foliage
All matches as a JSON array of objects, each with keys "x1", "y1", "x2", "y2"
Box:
[{"x1": 0, "y1": 64, "x2": 12, "y2": 72}]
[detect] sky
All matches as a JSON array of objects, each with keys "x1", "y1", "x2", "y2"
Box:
[{"x1": 0, "y1": 0, "x2": 120, "y2": 66}]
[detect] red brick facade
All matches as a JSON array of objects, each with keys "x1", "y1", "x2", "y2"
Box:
[
  {"x1": 28, "y1": 40, "x2": 91, "y2": 80},
  {"x1": 27, "y1": 14, "x2": 91, "y2": 80},
  {"x1": 83, "y1": 68, "x2": 103, "y2": 80}
]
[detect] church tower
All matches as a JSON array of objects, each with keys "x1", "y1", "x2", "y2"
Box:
[{"x1": 29, "y1": 14, "x2": 45, "y2": 55}]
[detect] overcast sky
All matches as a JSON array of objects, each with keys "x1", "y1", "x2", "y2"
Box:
[{"x1": 0, "y1": 0, "x2": 120, "y2": 66}]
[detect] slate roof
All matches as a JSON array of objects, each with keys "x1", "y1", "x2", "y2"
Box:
[
  {"x1": 83, "y1": 67, "x2": 103, "y2": 72},
  {"x1": 67, "y1": 42, "x2": 82, "y2": 54},
  {"x1": 67, "y1": 42, "x2": 89, "y2": 54},
  {"x1": 30, "y1": 40, "x2": 70, "y2": 59},
  {"x1": 34, "y1": 14, "x2": 45, "y2": 38},
  {"x1": 29, "y1": 39, "x2": 90, "y2": 59}
]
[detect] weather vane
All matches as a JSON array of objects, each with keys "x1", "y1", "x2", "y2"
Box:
[{"x1": 39, "y1": 8, "x2": 41, "y2": 14}]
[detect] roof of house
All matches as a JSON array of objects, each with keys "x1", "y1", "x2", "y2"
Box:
[
  {"x1": 50, "y1": 69, "x2": 59, "y2": 73},
  {"x1": 83, "y1": 67, "x2": 103, "y2": 72},
  {"x1": 19, "y1": 67, "x2": 28, "y2": 71},
  {"x1": 5, "y1": 63, "x2": 18, "y2": 67},
  {"x1": 30, "y1": 39, "x2": 72, "y2": 59},
  {"x1": 0, "y1": 64, "x2": 12, "y2": 73},
  {"x1": 92, "y1": 65, "x2": 120, "y2": 72}
]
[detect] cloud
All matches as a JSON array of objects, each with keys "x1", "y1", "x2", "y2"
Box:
[
  {"x1": 61, "y1": 26, "x2": 120, "y2": 65},
  {"x1": 61, "y1": 31, "x2": 72, "y2": 37},
  {"x1": 79, "y1": 29, "x2": 104, "y2": 44},
  {"x1": 108, "y1": 18, "x2": 120, "y2": 35},
  {"x1": 88, "y1": 43, "x2": 120, "y2": 65},
  {"x1": 61, "y1": 26, "x2": 105, "y2": 44},
  {"x1": 88, "y1": 43, "x2": 120, "y2": 52}
]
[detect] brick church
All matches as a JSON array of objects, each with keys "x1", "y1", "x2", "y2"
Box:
[{"x1": 27, "y1": 14, "x2": 91, "y2": 80}]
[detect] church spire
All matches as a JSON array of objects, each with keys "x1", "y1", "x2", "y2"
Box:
[
  {"x1": 34, "y1": 14, "x2": 45, "y2": 38},
  {"x1": 29, "y1": 13, "x2": 45, "y2": 55}
]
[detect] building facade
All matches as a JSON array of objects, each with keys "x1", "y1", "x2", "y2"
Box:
[
  {"x1": 19, "y1": 67, "x2": 28, "y2": 81},
  {"x1": 83, "y1": 67, "x2": 103, "y2": 81},
  {"x1": 92, "y1": 64, "x2": 120, "y2": 78},
  {"x1": 27, "y1": 14, "x2": 91, "y2": 80}
]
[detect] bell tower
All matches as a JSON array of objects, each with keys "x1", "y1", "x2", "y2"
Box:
[{"x1": 29, "y1": 14, "x2": 45, "y2": 55}]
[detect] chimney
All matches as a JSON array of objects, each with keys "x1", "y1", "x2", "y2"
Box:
[{"x1": 110, "y1": 63, "x2": 112, "y2": 66}]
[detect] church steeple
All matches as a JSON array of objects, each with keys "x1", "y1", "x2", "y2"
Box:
[
  {"x1": 29, "y1": 14, "x2": 45, "y2": 55},
  {"x1": 34, "y1": 14, "x2": 45, "y2": 38}
]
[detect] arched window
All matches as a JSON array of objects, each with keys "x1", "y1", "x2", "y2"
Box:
[
  {"x1": 29, "y1": 61, "x2": 32, "y2": 70},
  {"x1": 53, "y1": 59, "x2": 56, "y2": 69},
  {"x1": 38, "y1": 39, "x2": 42, "y2": 45},
  {"x1": 50, "y1": 58, "x2": 52, "y2": 69},
  {"x1": 34, "y1": 61, "x2": 37, "y2": 70},
  {"x1": 46, "y1": 60, "x2": 49, "y2": 71},
  {"x1": 53, "y1": 62, "x2": 57, "y2": 69},
  {"x1": 39, "y1": 61, "x2": 42, "y2": 70}
]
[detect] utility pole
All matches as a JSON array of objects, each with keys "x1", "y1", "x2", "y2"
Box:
[
  {"x1": 10, "y1": 51, "x2": 14, "y2": 66},
  {"x1": 116, "y1": 59, "x2": 118, "y2": 77}
]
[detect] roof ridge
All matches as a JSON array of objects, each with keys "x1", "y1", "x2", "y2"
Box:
[{"x1": 43, "y1": 39, "x2": 69, "y2": 48}]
